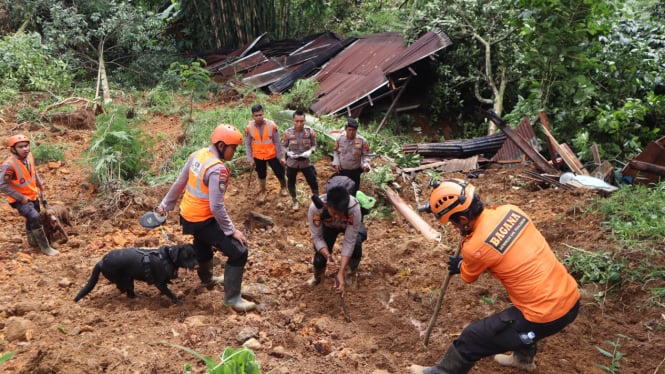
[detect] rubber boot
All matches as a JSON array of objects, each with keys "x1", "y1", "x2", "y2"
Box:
[
  {"x1": 345, "y1": 257, "x2": 361, "y2": 285},
  {"x1": 291, "y1": 196, "x2": 299, "y2": 211},
  {"x1": 494, "y1": 344, "x2": 537, "y2": 372},
  {"x1": 258, "y1": 179, "x2": 267, "y2": 203},
  {"x1": 223, "y1": 265, "x2": 256, "y2": 312},
  {"x1": 279, "y1": 178, "x2": 288, "y2": 196},
  {"x1": 25, "y1": 229, "x2": 38, "y2": 248},
  {"x1": 306, "y1": 266, "x2": 325, "y2": 287},
  {"x1": 31, "y1": 227, "x2": 59, "y2": 256},
  {"x1": 197, "y1": 260, "x2": 224, "y2": 290},
  {"x1": 410, "y1": 344, "x2": 474, "y2": 374}
]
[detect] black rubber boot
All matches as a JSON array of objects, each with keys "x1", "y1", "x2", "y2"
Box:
[
  {"x1": 25, "y1": 229, "x2": 38, "y2": 248},
  {"x1": 410, "y1": 344, "x2": 474, "y2": 374},
  {"x1": 306, "y1": 266, "x2": 325, "y2": 287},
  {"x1": 198, "y1": 260, "x2": 224, "y2": 289},
  {"x1": 223, "y1": 265, "x2": 256, "y2": 312},
  {"x1": 346, "y1": 257, "x2": 361, "y2": 285},
  {"x1": 279, "y1": 178, "x2": 288, "y2": 196},
  {"x1": 31, "y1": 227, "x2": 59, "y2": 256}
]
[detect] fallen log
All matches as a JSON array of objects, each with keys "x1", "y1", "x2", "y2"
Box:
[
  {"x1": 385, "y1": 187, "x2": 443, "y2": 245},
  {"x1": 249, "y1": 211, "x2": 274, "y2": 229}
]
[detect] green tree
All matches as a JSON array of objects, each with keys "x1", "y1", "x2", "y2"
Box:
[
  {"x1": 0, "y1": 32, "x2": 72, "y2": 103},
  {"x1": 7, "y1": 0, "x2": 180, "y2": 96},
  {"x1": 406, "y1": 0, "x2": 523, "y2": 135}
]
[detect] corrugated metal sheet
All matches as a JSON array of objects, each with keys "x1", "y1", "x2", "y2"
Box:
[
  {"x1": 311, "y1": 33, "x2": 406, "y2": 114},
  {"x1": 491, "y1": 117, "x2": 539, "y2": 163},
  {"x1": 310, "y1": 31, "x2": 452, "y2": 115},
  {"x1": 383, "y1": 30, "x2": 452, "y2": 74}
]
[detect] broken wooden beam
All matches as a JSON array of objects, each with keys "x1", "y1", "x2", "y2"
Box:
[
  {"x1": 385, "y1": 187, "x2": 443, "y2": 244},
  {"x1": 481, "y1": 110, "x2": 559, "y2": 175},
  {"x1": 627, "y1": 160, "x2": 665, "y2": 178}
]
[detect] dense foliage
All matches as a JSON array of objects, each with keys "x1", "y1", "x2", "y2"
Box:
[{"x1": 1, "y1": 0, "x2": 663, "y2": 161}]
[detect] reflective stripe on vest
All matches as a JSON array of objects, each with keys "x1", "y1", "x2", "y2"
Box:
[
  {"x1": 4, "y1": 154, "x2": 38, "y2": 203},
  {"x1": 180, "y1": 149, "x2": 222, "y2": 222},
  {"x1": 247, "y1": 119, "x2": 277, "y2": 160}
]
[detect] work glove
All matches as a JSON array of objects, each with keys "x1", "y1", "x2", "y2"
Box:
[
  {"x1": 448, "y1": 256, "x2": 463, "y2": 275},
  {"x1": 286, "y1": 151, "x2": 297, "y2": 158},
  {"x1": 300, "y1": 150, "x2": 312, "y2": 158}
]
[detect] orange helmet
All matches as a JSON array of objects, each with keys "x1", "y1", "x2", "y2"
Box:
[
  {"x1": 428, "y1": 179, "x2": 475, "y2": 224},
  {"x1": 211, "y1": 124, "x2": 242, "y2": 145},
  {"x1": 8, "y1": 134, "x2": 30, "y2": 148}
]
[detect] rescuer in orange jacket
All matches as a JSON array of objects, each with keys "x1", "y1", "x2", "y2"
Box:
[
  {"x1": 0, "y1": 134, "x2": 59, "y2": 256},
  {"x1": 157, "y1": 124, "x2": 255, "y2": 312},
  {"x1": 410, "y1": 179, "x2": 580, "y2": 374},
  {"x1": 244, "y1": 104, "x2": 287, "y2": 202}
]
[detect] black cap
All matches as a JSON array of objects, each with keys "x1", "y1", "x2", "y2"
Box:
[{"x1": 346, "y1": 117, "x2": 359, "y2": 128}]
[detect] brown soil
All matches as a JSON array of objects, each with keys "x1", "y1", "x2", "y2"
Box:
[{"x1": 1, "y1": 99, "x2": 664, "y2": 374}]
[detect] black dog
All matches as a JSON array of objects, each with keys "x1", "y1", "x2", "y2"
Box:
[{"x1": 73, "y1": 244, "x2": 197, "y2": 305}]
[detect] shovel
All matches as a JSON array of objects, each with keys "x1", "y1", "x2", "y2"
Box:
[{"x1": 39, "y1": 192, "x2": 49, "y2": 210}]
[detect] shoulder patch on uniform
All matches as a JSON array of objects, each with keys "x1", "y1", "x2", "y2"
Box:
[
  {"x1": 218, "y1": 170, "x2": 229, "y2": 193},
  {"x1": 313, "y1": 214, "x2": 321, "y2": 227}
]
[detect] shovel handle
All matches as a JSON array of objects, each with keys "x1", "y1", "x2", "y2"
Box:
[
  {"x1": 39, "y1": 192, "x2": 49, "y2": 209},
  {"x1": 423, "y1": 239, "x2": 464, "y2": 347}
]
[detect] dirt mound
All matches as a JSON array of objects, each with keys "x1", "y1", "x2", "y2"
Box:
[{"x1": 0, "y1": 108, "x2": 663, "y2": 373}]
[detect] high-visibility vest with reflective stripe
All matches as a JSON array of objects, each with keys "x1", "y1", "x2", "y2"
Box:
[
  {"x1": 246, "y1": 119, "x2": 277, "y2": 160},
  {"x1": 3, "y1": 154, "x2": 39, "y2": 203},
  {"x1": 180, "y1": 149, "x2": 223, "y2": 222}
]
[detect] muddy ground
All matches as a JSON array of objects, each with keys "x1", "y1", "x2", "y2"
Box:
[{"x1": 0, "y1": 100, "x2": 664, "y2": 374}]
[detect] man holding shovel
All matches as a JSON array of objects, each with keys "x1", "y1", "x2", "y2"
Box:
[{"x1": 411, "y1": 179, "x2": 580, "y2": 373}]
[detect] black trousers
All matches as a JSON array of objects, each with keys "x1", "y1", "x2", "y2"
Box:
[
  {"x1": 11, "y1": 200, "x2": 41, "y2": 230},
  {"x1": 180, "y1": 216, "x2": 248, "y2": 267},
  {"x1": 255, "y1": 157, "x2": 285, "y2": 181},
  {"x1": 454, "y1": 299, "x2": 580, "y2": 362},
  {"x1": 337, "y1": 168, "x2": 362, "y2": 196},
  {"x1": 312, "y1": 223, "x2": 367, "y2": 269},
  {"x1": 286, "y1": 165, "x2": 319, "y2": 198}
]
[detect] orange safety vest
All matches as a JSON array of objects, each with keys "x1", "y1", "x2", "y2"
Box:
[
  {"x1": 4, "y1": 153, "x2": 39, "y2": 203},
  {"x1": 179, "y1": 149, "x2": 225, "y2": 222},
  {"x1": 460, "y1": 205, "x2": 580, "y2": 323},
  {"x1": 246, "y1": 119, "x2": 277, "y2": 160}
]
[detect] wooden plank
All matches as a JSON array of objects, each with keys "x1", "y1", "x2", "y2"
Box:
[
  {"x1": 591, "y1": 160, "x2": 615, "y2": 183},
  {"x1": 591, "y1": 143, "x2": 601, "y2": 165},
  {"x1": 560, "y1": 143, "x2": 589, "y2": 175},
  {"x1": 628, "y1": 160, "x2": 665, "y2": 178},
  {"x1": 483, "y1": 111, "x2": 559, "y2": 175},
  {"x1": 540, "y1": 125, "x2": 589, "y2": 175},
  {"x1": 538, "y1": 112, "x2": 559, "y2": 160},
  {"x1": 385, "y1": 187, "x2": 442, "y2": 243},
  {"x1": 402, "y1": 156, "x2": 478, "y2": 173}
]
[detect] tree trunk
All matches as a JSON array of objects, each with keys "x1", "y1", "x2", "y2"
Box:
[{"x1": 97, "y1": 40, "x2": 112, "y2": 104}]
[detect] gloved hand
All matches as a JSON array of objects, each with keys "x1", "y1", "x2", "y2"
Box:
[
  {"x1": 286, "y1": 151, "x2": 297, "y2": 158},
  {"x1": 448, "y1": 256, "x2": 463, "y2": 275},
  {"x1": 301, "y1": 150, "x2": 312, "y2": 158}
]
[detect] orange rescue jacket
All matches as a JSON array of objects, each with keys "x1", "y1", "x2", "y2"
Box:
[
  {"x1": 179, "y1": 149, "x2": 224, "y2": 222},
  {"x1": 246, "y1": 119, "x2": 278, "y2": 160},
  {"x1": 3, "y1": 153, "x2": 39, "y2": 203},
  {"x1": 460, "y1": 204, "x2": 580, "y2": 323}
]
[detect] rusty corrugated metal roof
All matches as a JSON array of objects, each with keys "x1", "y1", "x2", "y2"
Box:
[
  {"x1": 491, "y1": 116, "x2": 539, "y2": 163},
  {"x1": 310, "y1": 33, "x2": 406, "y2": 114},
  {"x1": 311, "y1": 31, "x2": 452, "y2": 115},
  {"x1": 383, "y1": 30, "x2": 452, "y2": 74}
]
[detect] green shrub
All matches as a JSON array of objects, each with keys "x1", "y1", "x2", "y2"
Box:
[
  {"x1": 32, "y1": 143, "x2": 66, "y2": 163},
  {"x1": 593, "y1": 181, "x2": 665, "y2": 246},
  {"x1": 0, "y1": 33, "x2": 72, "y2": 101},
  {"x1": 282, "y1": 78, "x2": 319, "y2": 111},
  {"x1": 86, "y1": 108, "x2": 154, "y2": 190}
]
